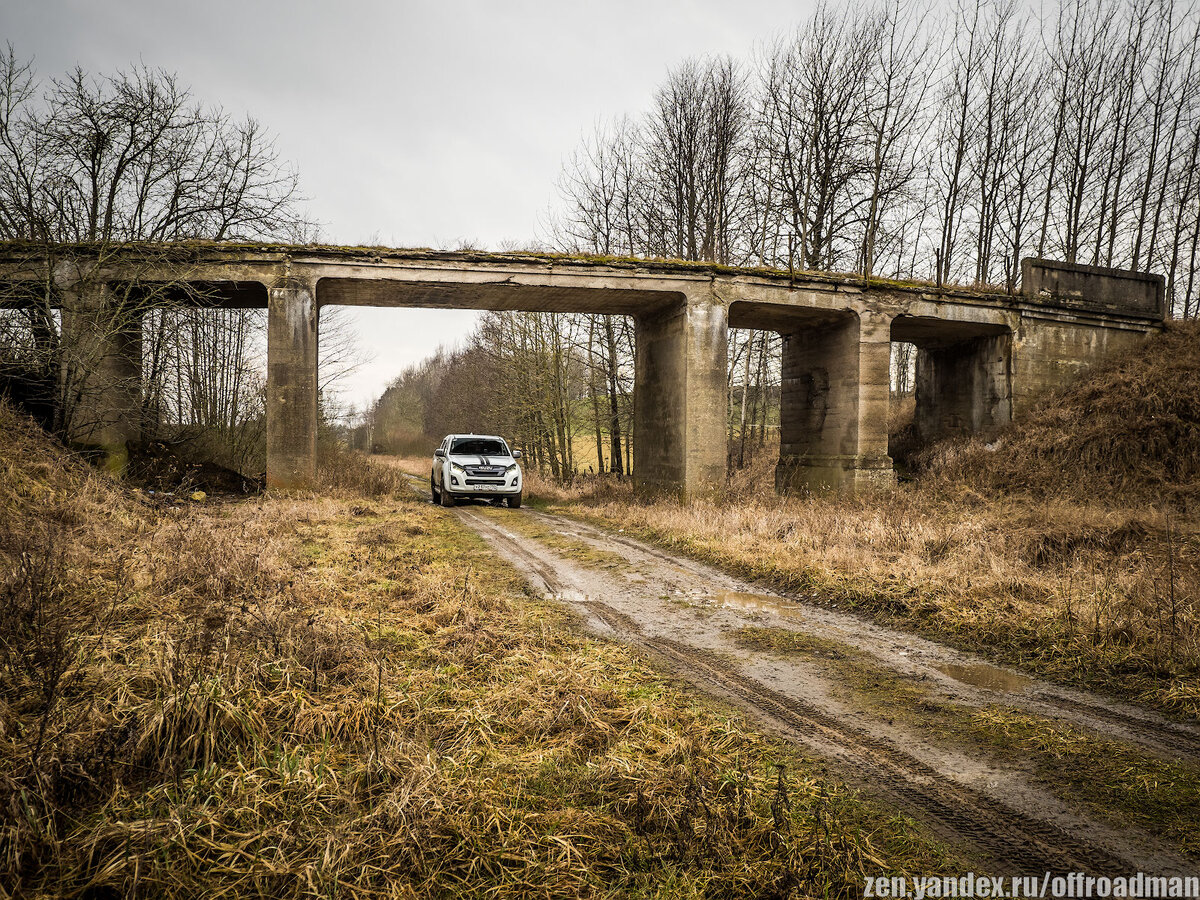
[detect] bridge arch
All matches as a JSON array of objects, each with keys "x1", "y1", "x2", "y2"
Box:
[{"x1": 890, "y1": 314, "x2": 1013, "y2": 449}]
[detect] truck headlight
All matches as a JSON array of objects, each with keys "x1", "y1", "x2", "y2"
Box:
[{"x1": 505, "y1": 464, "x2": 519, "y2": 476}]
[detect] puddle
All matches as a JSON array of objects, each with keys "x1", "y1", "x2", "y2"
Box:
[
  {"x1": 715, "y1": 590, "x2": 807, "y2": 620},
  {"x1": 937, "y1": 662, "x2": 1033, "y2": 693}
]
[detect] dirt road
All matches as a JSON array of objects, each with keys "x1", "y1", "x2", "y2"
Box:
[{"x1": 413, "y1": 480, "x2": 1199, "y2": 875}]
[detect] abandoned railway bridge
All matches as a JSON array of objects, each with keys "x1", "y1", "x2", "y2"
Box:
[{"x1": 0, "y1": 243, "x2": 1166, "y2": 494}]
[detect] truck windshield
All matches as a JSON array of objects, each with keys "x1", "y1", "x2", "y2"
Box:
[{"x1": 451, "y1": 438, "x2": 509, "y2": 456}]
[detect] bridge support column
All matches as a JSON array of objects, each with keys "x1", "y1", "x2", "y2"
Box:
[
  {"x1": 634, "y1": 287, "x2": 727, "y2": 497},
  {"x1": 776, "y1": 310, "x2": 894, "y2": 492},
  {"x1": 266, "y1": 276, "x2": 318, "y2": 489},
  {"x1": 59, "y1": 282, "x2": 142, "y2": 474},
  {"x1": 914, "y1": 334, "x2": 1011, "y2": 443}
]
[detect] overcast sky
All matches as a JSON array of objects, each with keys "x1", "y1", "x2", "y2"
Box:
[{"x1": 4, "y1": 0, "x2": 814, "y2": 409}]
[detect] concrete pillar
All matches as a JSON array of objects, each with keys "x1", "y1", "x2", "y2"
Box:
[
  {"x1": 59, "y1": 281, "x2": 142, "y2": 474},
  {"x1": 633, "y1": 286, "x2": 727, "y2": 497},
  {"x1": 266, "y1": 276, "x2": 318, "y2": 489},
  {"x1": 776, "y1": 310, "x2": 893, "y2": 492},
  {"x1": 914, "y1": 334, "x2": 1011, "y2": 443}
]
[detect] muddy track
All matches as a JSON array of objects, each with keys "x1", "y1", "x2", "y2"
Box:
[
  {"x1": 581, "y1": 599, "x2": 1127, "y2": 875},
  {"x1": 1029, "y1": 691, "x2": 1200, "y2": 757},
  {"x1": 404, "y1": 482, "x2": 1191, "y2": 873},
  {"x1": 454, "y1": 504, "x2": 1134, "y2": 873},
  {"x1": 522, "y1": 506, "x2": 1200, "y2": 764}
]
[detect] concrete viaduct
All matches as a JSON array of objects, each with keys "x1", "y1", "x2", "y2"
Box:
[{"x1": 0, "y1": 244, "x2": 1166, "y2": 495}]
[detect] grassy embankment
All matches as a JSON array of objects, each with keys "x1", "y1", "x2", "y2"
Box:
[
  {"x1": 519, "y1": 322, "x2": 1200, "y2": 720},
  {"x1": 0, "y1": 404, "x2": 955, "y2": 898}
]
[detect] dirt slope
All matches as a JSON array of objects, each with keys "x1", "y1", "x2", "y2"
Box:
[{"x1": 925, "y1": 320, "x2": 1200, "y2": 503}]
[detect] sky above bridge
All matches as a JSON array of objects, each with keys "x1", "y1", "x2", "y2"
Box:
[{"x1": 6, "y1": 0, "x2": 814, "y2": 411}]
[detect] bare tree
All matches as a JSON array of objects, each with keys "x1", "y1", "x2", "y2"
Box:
[
  {"x1": 859, "y1": 0, "x2": 937, "y2": 278},
  {"x1": 0, "y1": 47, "x2": 313, "y2": 468},
  {"x1": 643, "y1": 56, "x2": 751, "y2": 263},
  {"x1": 760, "y1": 7, "x2": 876, "y2": 271}
]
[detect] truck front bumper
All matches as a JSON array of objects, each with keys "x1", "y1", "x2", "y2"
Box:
[{"x1": 444, "y1": 473, "x2": 521, "y2": 498}]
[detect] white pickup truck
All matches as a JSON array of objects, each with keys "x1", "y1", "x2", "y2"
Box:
[{"x1": 431, "y1": 434, "x2": 523, "y2": 508}]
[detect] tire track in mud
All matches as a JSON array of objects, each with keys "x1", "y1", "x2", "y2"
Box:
[
  {"x1": 454, "y1": 507, "x2": 571, "y2": 598},
  {"x1": 1028, "y1": 692, "x2": 1200, "y2": 757},
  {"x1": 523, "y1": 506, "x2": 1200, "y2": 763},
  {"x1": 455, "y1": 503, "x2": 1133, "y2": 874},
  {"x1": 580, "y1": 599, "x2": 1127, "y2": 876}
]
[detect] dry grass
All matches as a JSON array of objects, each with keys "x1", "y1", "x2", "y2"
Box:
[
  {"x1": 318, "y1": 445, "x2": 414, "y2": 497},
  {"x1": 922, "y1": 320, "x2": 1200, "y2": 505},
  {"x1": 0, "y1": 406, "x2": 952, "y2": 898},
  {"x1": 550, "y1": 476, "x2": 1200, "y2": 718}
]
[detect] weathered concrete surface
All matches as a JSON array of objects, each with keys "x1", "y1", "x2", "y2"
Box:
[
  {"x1": 57, "y1": 275, "x2": 142, "y2": 473},
  {"x1": 914, "y1": 334, "x2": 1012, "y2": 444},
  {"x1": 266, "y1": 274, "x2": 318, "y2": 490},
  {"x1": 634, "y1": 286, "x2": 728, "y2": 496},
  {"x1": 1022, "y1": 258, "x2": 1164, "y2": 318},
  {"x1": 0, "y1": 244, "x2": 1167, "y2": 495},
  {"x1": 775, "y1": 311, "x2": 894, "y2": 491},
  {"x1": 1010, "y1": 316, "x2": 1150, "y2": 417}
]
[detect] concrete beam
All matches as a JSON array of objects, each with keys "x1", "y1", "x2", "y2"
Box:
[
  {"x1": 266, "y1": 274, "x2": 318, "y2": 489},
  {"x1": 633, "y1": 285, "x2": 727, "y2": 497}
]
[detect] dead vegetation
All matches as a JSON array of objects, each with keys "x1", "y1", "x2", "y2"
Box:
[
  {"x1": 922, "y1": 320, "x2": 1200, "y2": 505},
  {"x1": 533, "y1": 325, "x2": 1200, "y2": 719},
  {"x1": 0, "y1": 403, "x2": 951, "y2": 897}
]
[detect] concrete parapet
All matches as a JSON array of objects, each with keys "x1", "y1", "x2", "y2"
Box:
[{"x1": 1021, "y1": 258, "x2": 1165, "y2": 318}]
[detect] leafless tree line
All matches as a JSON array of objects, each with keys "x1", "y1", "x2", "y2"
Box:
[
  {"x1": 366, "y1": 310, "x2": 637, "y2": 477},
  {"x1": 403, "y1": 0, "x2": 1200, "y2": 479},
  {"x1": 554, "y1": 0, "x2": 1200, "y2": 313},
  {"x1": 452, "y1": 0, "x2": 1200, "y2": 478},
  {"x1": 0, "y1": 48, "x2": 317, "y2": 471},
  {"x1": 365, "y1": 304, "x2": 786, "y2": 478}
]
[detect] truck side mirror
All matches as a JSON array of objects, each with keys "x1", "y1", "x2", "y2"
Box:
[
  {"x1": 512, "y1": 450, "x2": 522, "y2": 459},
  {"x1": 434, "y1": 448, "x2": 446, "y2": 458}
]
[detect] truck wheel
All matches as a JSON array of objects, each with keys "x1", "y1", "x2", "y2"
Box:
[
  {"x1": 430, "y1": 474, "x2": 439, "y2": 503},
  {"x1": 507, "y1": 492, "x2": 522, "y2": 509},
  {"x1": 440, "y1": 484, "x2": 455, "y2": 507}
]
